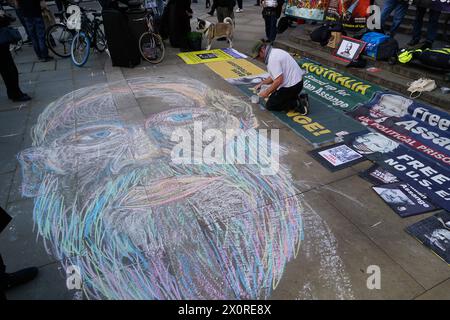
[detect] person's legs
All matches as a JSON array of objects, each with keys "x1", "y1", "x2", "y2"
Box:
[
  {"x1": 0, "y1": 45, "x2": 24, "y2": 99},
  {"x1": 268, "y1": 14, "x2": 277, "y2": 42},
  {"x1": 14, "y1": 9, "x2": 31, "y2": 41},
  {"x1": 380, "y1": 0, "x2": 398, "y2": 27},
  {"x1": 411, "y1": 6, "x2": 426, "y2": 43},
  {"x1": 24, "y1": 17, "x2": 42, "y2": 59},
  {"x1": 266, "y1": 82, "x2": 303, "y2": 111},
  {"x1": 389, "y1": 1, "x2": 408, "y2": 35},
  {"x1": 425, "y1": 9, "x2": 441, "y2": 44},
  {"x1": 55, "y1": 0, "x2": 64, "y2": 12},
  {"x1": 217, "y1": 6, "x2": 225, "y2": 22},
  {"x1": 237, "y1": 0, "x2": 243, "y2": 10},
  {"x1": 35, "y1": 17, "x2": 50, "y2": 59}
]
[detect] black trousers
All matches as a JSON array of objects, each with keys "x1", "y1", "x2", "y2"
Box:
[
  {"x1": 0, "y1": 44, "x2": 23, "y2": 99},
  {"x1": 266, "y1": 80, "x2": 303, "y2": 111},
  {"x1": 0, "y1": 254, "x2": 6, "y2": 300}
]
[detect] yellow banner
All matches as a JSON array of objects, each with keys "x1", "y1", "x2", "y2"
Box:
[
  {"x1": 177, "y1": 49, "x2": 236, "y2": 65},
  {"x1": 206, "y1": 59, "x2": 267, "y2": 79}
]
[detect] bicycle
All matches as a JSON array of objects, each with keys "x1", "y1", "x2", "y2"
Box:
[
  {"x1": 70, "y1": 7, "x2": 107, "y2": 67},
  {"x1": 137, "y1": 9, "x2": 165, "y2": 64},
  {"x1": 45, "y1": 10, "x2": 75, "y2": 58}
]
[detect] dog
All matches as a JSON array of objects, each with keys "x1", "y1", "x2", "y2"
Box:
[{"x1": 196, "y1": 17, "x2": 234, "y2": 50}]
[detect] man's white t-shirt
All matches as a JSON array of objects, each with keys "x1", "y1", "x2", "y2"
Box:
[{"x1": 267, "y1": 48, "x2": 305, "y2": 89}]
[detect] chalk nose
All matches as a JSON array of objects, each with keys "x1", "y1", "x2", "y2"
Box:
[{"x1": 109, "y1": 127, "x2": 161, "y2": 174}]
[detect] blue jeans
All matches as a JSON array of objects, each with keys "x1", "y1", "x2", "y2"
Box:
[
  {"x1": 264, "y1": 12, "x2": 278, "y2": 42},
  {"x1": 381, "y1": 0, "x2": 409, "y2": 35},
  {"x1": 412, "y1": 7, "x2": 441, "y2": 43},
  {"x1": 23, "y1": 16, "x2": 49, "y2": 59}
]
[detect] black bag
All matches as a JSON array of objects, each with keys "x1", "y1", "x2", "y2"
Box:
[
  {"x1": 310, "y1": 25, "x2": 331, "y2": 46},
  {"x1": 102, "y1": 8, "x2": 141, "y2": 68},
  {"x1": 417, "y1": 48, "x2": 450, "y2": 70},
  {"x1": 376, "y1": 38, "x2": 399, "y2": 61}
]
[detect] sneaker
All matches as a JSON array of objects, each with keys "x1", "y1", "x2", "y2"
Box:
[
  {"x1": 23, "y1": 39, "x2": 32, "y2": 45},
  {"x1": 236, "y1": 8, "x2": 243, "y2": 12},
  {"x1": 5, "y1": 267, "x2": 39, "y2": 290},
  {"x1": 296, "y1": 93, "x2": 309, "y2": 115},
  {"x1": 207, "y1": 11, "x2": 214, "y2": 16},
  {"x1": 11, "y1": 94, "x2": 32, "y2": 102}
]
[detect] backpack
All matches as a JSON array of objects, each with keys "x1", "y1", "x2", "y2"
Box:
[
  {"x1": 377, "y1": 38, "x2": 399, "y2": 61},
  {"x1": 418, "y1": 48, "x2": 450, "y2": 70},
  {"x1": 310, "y1": 25, "x2": 331, "y2": 46},
  {"x1": 398, "y1": 47, "x2": 450, "y2": 70},
  {"x1": 361, "y1": 32, "x2": 389, "y2": 59}
]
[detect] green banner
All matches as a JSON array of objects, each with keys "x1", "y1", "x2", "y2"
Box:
[
  {"x1": 233, "y1": 82, "x2": 367, "y2": 146},
  {"x1": 298, "y1": 58, "x2": 383, "y2": 112}
]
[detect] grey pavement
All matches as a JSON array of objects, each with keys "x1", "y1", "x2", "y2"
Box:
[{"x1": 0, "y1": 0, "x2": 449, "y2": 300}]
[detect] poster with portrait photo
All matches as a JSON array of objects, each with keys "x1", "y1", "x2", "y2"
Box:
[
  {"x1": 309, "y1": 143, "x2": 365, "y2": 171},
  {"x1": 406, "y1": 210, "x2": 450, "y2": 265},
  {"x1": 373, "y1": 182, "x2": 438, "y2": 217},
  {"x1": 333, "y1": 36, "x2": 366, "y2": 63},
  {"x1": 359, "y1": 164, "x2": 400, "y2": 185}
]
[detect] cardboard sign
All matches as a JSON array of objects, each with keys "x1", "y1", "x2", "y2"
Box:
[
  {"x1": 285, "y1": 0, "x2": 328, "y2": 21},
  {"x1": 309, "y1": 142, "x2": 365, "y2": 171},
  {"x1": 177, "y1": 49, "x2": 246, "y2": 65},
  {"x1": 406, "y1": 211, "x2": 450, "y2": 265},
  {"x1": 359, "y1": 164, "x2": 400, "y2": 185},
  {"x1": 333, "y1": 36, "x2": 366, "y2": 63},
  {"x1": 373, "y1": 182, "x2": 438, "y2": 217}
]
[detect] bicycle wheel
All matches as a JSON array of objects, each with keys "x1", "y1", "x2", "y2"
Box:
[
  {"x1": 46, "y1": 23, "x2": 74, "y2": 58},
  {"x1": 93, "y1": 23, "x2": 107, "y2": 52},
  {"x1": 139, "y1": 32, "x2": 165, "y2": 64},
  {"x1": 71, "y1": 32, "x2": 91, "y2": 67}
]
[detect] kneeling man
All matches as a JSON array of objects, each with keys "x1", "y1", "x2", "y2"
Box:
[{"x1": 251, "y1": 40, "x2": 309, "y2": 115}]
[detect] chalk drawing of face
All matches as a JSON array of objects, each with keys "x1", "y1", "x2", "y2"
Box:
[
  {"x1": 370, "y1": 94, "x2": 413, "y2": 119},
  {"x1": 352, "y1": 132, "x2": 399, "y2": 155},
  {"x1": 17, "y1": 77, "x2": 304, "y2": 300}
]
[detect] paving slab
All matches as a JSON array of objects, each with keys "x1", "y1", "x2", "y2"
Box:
[
  {"x1": 5, "y1": 261, "x2": 79, "y2": 300},
  {"x1": 0, "y1": 172, "x2": 14, "y2": 209},
  {"x1": 32, "y1": 61, "x2": 56, "y2": 73},
  {"x1": 318, "y1": 175, "x2": 450, "y2": 290},
  {"x1": 272, "y1": 191, "x2": 425, "y2": 300},
  {"x1": 415, "y1": 279, "x2": 450, "y2": 300},
  {"x1": 0, "y1": 135, "x2": 24, "y2": 175},
  {"x1": 0, "y1": 199, "x2": 58, "y2": 272},
  {"x1": 17, "y1": 63, "x2": 34, "y2": 74}
]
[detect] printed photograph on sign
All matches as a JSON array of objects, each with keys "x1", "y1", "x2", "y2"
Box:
[
  {"x1": 197, "y1": 53, "x2": 218, "y2": 60},
  {"x1": 359, "y1": 164, "x2": 400, "y2": 185},
  {"x1": 333, "y1": 37, "x2": 366, "y2": 63},
  {"x1": 309, "y1": 143, "x2": 365, "y2": 171},
  {"x1": 373, "y1": 183, "x2": 438, "y2": 217},
  {"x1": 406, "y1": 211, "x2": 450, "y2": 264}
]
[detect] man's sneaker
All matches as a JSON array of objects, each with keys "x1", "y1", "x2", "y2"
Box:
[
  {"x1": 296, "y1": 93, "x2": 309, "y2": 115},
  {"x1": 6, "y1": 267, "x2": 39, "y2": 290},
  {"x1": 236, "y1": 8, "x2": 243, "y2": 12}
]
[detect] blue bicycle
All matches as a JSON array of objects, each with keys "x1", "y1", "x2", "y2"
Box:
[{"x1": 70, "y1": 8, "x2": 106, "y2": 67}]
